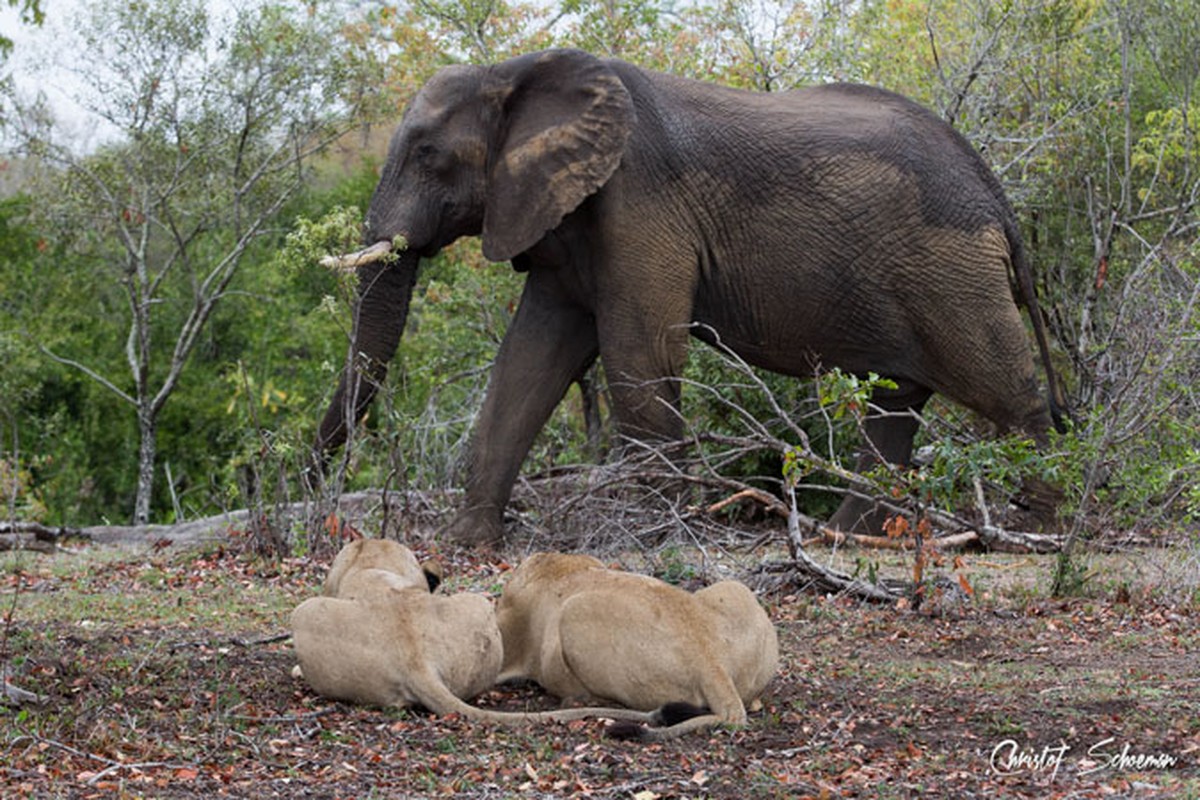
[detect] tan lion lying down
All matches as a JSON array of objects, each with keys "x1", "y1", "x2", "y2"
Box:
[
  {"x1": 290, "y1": 539, "x2": 655, "y2": 727},
  {"x1": 496, "y1": 552, "x2": 780, "y2": 740}
]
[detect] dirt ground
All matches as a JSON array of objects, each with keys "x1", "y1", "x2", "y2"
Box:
[{"x1": 2, "y1": 526, "x2": 1197, "y2": 799}]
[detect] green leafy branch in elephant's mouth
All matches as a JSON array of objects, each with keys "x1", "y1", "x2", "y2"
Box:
[
  {"x1": 278, "y1": 206, "x2": 411, "y2": 277},
  {"x1": 276, "y1": 205, "x2": 369, "y2": 274}
]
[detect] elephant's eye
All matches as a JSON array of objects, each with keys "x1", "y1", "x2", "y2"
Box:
[{"x1": 413, "y1": 142, "x2": 452, "y2": 175}]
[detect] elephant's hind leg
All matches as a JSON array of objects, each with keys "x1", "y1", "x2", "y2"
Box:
[{"x1": 592, "y1": 263, "x2": 696, "y2": 444}]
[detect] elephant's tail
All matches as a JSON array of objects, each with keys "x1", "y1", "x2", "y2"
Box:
[{"x1": 1006, "y1": 220, "x2": 1070, "y2": 433}]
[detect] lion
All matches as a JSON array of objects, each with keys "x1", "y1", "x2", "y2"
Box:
[
  {"x1": 290, "y1": 539, "x2": 657, "y2": 727},
  {"x1": 495, "y1": 552, "x2": 780, "y2": 740},
  {"x1": 290, "y1": 538, "x2": 502, "y2": 711}
]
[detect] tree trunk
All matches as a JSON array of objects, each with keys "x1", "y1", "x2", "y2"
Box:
[{"x1": 134, "y1": 405, "x2": 157, "y2": 526}]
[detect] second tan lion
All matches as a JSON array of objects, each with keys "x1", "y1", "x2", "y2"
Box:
[
  {"x1": 291, "y1": 538, "x2": 503, "y2": 711},
  {"x1": 496, "y1": 552, "x2": 780, "y2": 740},
  {"x1": 291, "y1": 539, "x2": 657, "y2": 728}
]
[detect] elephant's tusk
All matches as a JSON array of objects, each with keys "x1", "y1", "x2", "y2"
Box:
[{"x1": 319, "y1": 240, "x2": 395, "y2": 271}]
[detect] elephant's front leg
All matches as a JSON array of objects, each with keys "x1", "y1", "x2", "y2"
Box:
[
  {"x1": 442, "y1": 277, "x2": 599, "y2": 546},
  {"x1": 827, "y1": 383, "x2": 931, "y2": 535}
]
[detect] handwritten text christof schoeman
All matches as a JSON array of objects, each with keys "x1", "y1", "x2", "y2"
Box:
[{"x1": 989, "y1": 737, "x2": 1179, "y2": 781}]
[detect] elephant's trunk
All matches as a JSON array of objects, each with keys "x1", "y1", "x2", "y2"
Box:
[{"x1": 313, "y1": 247, "x2": 420, "y2": 467}]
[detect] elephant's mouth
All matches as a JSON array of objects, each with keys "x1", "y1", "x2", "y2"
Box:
[{"x1": 319, "y1": 239, "x2": 403, "y2": 271}]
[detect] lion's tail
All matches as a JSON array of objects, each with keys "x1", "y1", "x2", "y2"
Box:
[
  {"x1": 412, "y1": 668, "x2": 656, "y2": 727},
  {"x1": 605, "y1": 671, "x2": 750, "y2": 742},
  {"x1": 604, "y1": 703, "x2": 740, "y2": 742},
  {"x1": 417, "y1": 675, "x2": 746, "y2": 741}
]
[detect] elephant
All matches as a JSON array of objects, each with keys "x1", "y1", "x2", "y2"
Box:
[{"x1": 313, "y1": 48, "x2": 1065, "y2": 546}]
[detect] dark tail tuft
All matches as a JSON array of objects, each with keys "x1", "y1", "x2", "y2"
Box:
[
  {"x1": 653, "y1": 702, "x2": 709, "y2": 727},
  {"x1": 604, "y1": 703, "x2": 711, "y2": 741}
]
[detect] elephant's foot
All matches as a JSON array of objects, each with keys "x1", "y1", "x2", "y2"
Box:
[
  {"x1": 440, "y1": 507, "x2": 506, "y2": 548},
  {"x1": 826, "y1": 494, "x2": 894, "y2": 537}
]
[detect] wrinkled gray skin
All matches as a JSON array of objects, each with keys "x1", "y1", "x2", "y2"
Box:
[{"x1": 314, "y1": 48, "x2": 1064, "y2": 546}]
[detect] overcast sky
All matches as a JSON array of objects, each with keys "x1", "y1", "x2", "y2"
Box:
[
  {"x1": 2, "y1": 0, "x2": 123, "y2": 148},
  {"x1": 2, "y1": 0, "x2": 371, "y2": 152}
]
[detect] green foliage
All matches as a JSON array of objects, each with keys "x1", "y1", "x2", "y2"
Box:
[
  {"x1": 780, "y1": 370, "x2": 1055, "y2": 524},
  {"x1": 0, "y1": 454, "x2": 46, "y2": 522},
  {"x1": 2, "y1": 0, "x2": 378, "y2": 524},
  {"x1": 559, "y1": 0, "x2": 675, "y2": 58},
  {"x1": 1053, "y1": 404, "x2": 1200, "y2": 531},
  {"x1": 277, "y1": 205, "x2": 373, "y2": 272},
  {"x1": 682, "y1": 347, "x2": 822, "y2": 505},
  {"x1": 1133, "y1": 104, "x2": 1200, "y2": 201},
  {"x1": 653, "y1": 545, "x2": 700, "y2": 585},
  {"x1": 5, "y1": 0, "x2": 1200, "y2": 541},
  {"x1": 913, "y1": 435, "x2": 1049, "y2": 512},
  {"x1": 815, "y1": 370, "x2": 898, "y2": 423},
  {"x1": 1051, "y1": 549, "x2": 1093, "y2": 596}
]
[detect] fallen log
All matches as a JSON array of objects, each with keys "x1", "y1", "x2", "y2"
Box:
[
  {"x1": 0, "y1": 533, "x2": 58, "y2": 553},
  {"x1": 0, "y1": 521, "x2": 85, "y2": 540},
  {"x1": 0, "y1": 490, "x2": 447, "y2": 553},
  {"x1": 1, "y1": 522, "x2": 88, "y2": 553}
]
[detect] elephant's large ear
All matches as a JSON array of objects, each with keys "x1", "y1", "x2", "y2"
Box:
[{"x1": 481, "y1": 49, "x2": 634, "y2": 262}]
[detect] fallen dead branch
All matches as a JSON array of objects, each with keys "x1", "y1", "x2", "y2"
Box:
[
  {"x1": 2, "y1": 679, "x2": 47, "y2": 707},
  {"x1": 705, "y1": 487, "x2": 789, "y2": 517},
  {"x1": 231, "y1": 632, "x2": 291, "y2": 648},
  {"x1": 781, "y1": 488, "x2": 905, "y2": 603},
  {"x1": 815, "y1": 528, "x2": 982, "y2": 551},
  {"x1": 0, "y1": 534, "x2": 58, "y2": 554},
  {"x1": 704, "y1": 484, "x2": 1061, "y2": 554}
]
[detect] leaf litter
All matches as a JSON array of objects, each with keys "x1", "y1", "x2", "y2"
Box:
[{"x1": 1, "y1": 536, "x2": 1197, "y2": 798}]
